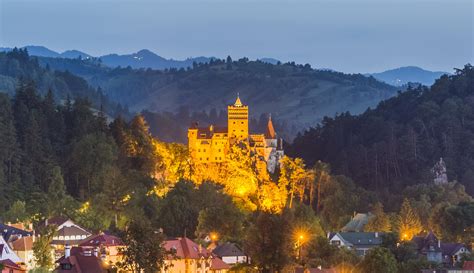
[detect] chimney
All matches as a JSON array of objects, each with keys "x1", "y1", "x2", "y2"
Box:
[
  {"x1": 45, "y1": 219, "x2": 49, "y2": 226},
  {"x1": 438, "y1": 240, "x2": 441, "y2": 248},
  {"x1": 375, "y1": 232, "x2": 379, "y2": 238},
  {"x1": 93, "y1": 247, "x2": 99, "y2": 257},
  {"x1": 65, "y1": 244, "x2": 71, "y2": 258}
]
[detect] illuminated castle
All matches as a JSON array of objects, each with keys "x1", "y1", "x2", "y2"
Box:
[{"x1": 188, "y1": 95, "x2": 284, "y2": 173}]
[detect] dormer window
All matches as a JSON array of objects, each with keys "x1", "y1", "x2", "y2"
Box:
[{"x1": 61, "y1": 263, "x2": 73, "y2": 270}]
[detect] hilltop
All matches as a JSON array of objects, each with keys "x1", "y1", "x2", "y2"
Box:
[
  {"x1": 369, "y1": 66, "x2": 448, "y2": 86},
  {"x1": 0, "y1": 48, "x2": 127, "y2": 117},
  {"x1": 0, "y1": 46, "x2": 213, "y2": 70},
  {"x1": 289, "y1": 65, "x2": 474, "y2": 194},
  {"x1": 38, "y1": 56, "x2": 399, "y2": 140}
]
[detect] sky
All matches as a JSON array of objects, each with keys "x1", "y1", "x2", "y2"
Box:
[{"x1": 0, "y1": 0, "x2": 473, "y2": 73}]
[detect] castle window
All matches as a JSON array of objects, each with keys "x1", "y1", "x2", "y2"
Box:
[
  {"x1": 203, "y1": 149, "x2": 206, "y2": 152},
  {"x1": 241, "y1": 122, "x2": 244, "y2": 124},
  {"x1": 200, "y1": 157, "x2": 202, "y2": 160},
  {"x1": 233, "y1": 121, "x2": 236, "y2": 124},
  {"x1": 218, "y1": 149, "x2": 221, "y2": 152},
  {"x1": 215, "y1": 157, "x2": 217, "y2": 160},
  {"x1": 206, "y1": 158, "x2": 209, "y2": 161},
  {"x1": 198, "y1": 149, "x2": 200, "y2": 152}
]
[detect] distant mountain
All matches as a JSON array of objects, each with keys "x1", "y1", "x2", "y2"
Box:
[
  {"x1": 0, "y1": 49, "x2": 126, "y2": 117},
  {"x1": 99, "y1": 49, "x2": 214, "y2": 70},
  {"x1": 369, "y1": 66, "x2": 448, "y2": 86},
  {"x1": 60, "y1": 50, "x2": 92, "y2": 59},
  {"x1": 0, "y1": 46, "x2": 214, "y2": 70},
  {"x1": 258, "y1": 58, "x2": 280, "y2": 65}
]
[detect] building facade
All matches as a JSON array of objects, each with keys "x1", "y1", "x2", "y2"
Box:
[{"x1": 188, "y1": 95, "x2": 284, "y2": 173}]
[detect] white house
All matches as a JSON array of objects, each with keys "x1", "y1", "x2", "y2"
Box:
[
  {"x1": 212, "y1": 242, "x2": 248, "y2": 265},
  {"x1": 328, "y1": 232, "x2": 383, "y2": 256},
  {"x1": 0, "y1": 235, "x2": 22, "y2": 263}
]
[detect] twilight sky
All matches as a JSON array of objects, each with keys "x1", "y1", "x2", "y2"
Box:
[{"x1": 0, "y1": 0, "x2": 472, "y2": 73}]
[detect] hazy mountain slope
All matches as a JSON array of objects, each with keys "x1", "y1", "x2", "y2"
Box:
[
  {"x1": 369, "y1": 66, "x2": 448, "y2": 86},
  {"x1": 0, "y1": 49, "x2": 126, "y2": 117},
  {"x1": 0, "y1": 46, "x2": 213, "y2": 70},
  {"x1": 39, "y1": 57, "x2": 399, "y2": 139}
]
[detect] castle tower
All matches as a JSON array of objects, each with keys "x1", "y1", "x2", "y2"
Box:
[
  {"x1": 228, "y1": 94, "x2": 249, "y2": 143},
  {"x1": 188, "y1": 122, "x2": 199, "y2": 159}
]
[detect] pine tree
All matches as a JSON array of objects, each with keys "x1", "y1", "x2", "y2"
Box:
[
  {"x1": 365, "y1": 202, "x2": 391, "y2": 232},
  {"x1": 397, "y1": 198, "x2": 422, "y2": 240}
]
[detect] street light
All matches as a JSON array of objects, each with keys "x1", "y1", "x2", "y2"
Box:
[
  {"x1": 294, "y1": 230, "x2": 308, "y2": 264},
  {"x1": 210, "y1": 232, "x2": 218, "y2": 242}
]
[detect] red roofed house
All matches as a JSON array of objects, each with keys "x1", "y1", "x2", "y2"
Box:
[
  {"x1": 39, "y1": 217, "x2": 91, "y2": 260},
  {"x1": 55, "y1": 246, "x2": 110, "y2": 273},
  {"x1": 79, "y1": 233, "x2": 125, "y2": 267},
  {"x1": 0, "y1": 259, "x2": 26, "y2": 273},
  {"x1": 11, "y1": 236, "x2": 35, "y2": 270},
  {"x1": 163, "y1": 237, "x2": 230, "y2": 273}
]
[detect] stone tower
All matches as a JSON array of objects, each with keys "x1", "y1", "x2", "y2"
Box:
[{"x1": 228, "y1": 94, "x2": 249, "y2": 143}]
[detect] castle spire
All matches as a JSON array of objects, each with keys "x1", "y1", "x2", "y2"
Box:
[
  {"x1": 234, "y1": 93, "x2": 243, "y2": 107},
  {"x1": 266, "y1": 113, "x2": 276, "y2": 139}
]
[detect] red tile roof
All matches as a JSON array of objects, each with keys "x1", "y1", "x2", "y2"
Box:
[
  {"x1": 56, "y1": 247, "x2": 109, "y2": 273},
  {"x1": 164, "y1": 237, "x2": 229, "y2": 270},
  {"x1": 11, "y1": 236, "x2": 34, "y2": 251},
  {"x1": 464, "y1": 261, "x2": 474, "y2": 270},
  {"x1": 0, "y1": 259, "x2": 25, "y2": 271},
  {"x1": 79, "y1": 233, "x2": 124, "y2": 247}
]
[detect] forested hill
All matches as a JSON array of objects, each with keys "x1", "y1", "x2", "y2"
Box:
[
  {"x1": 39, "y1": 56, "x2": 399, "y2": 140},
  {"x1": 288, "y1": 65, "x2": 474, "y2": 194},
  {"x1": 0, "y1": 49, "x2": 128, "y2": 117}
]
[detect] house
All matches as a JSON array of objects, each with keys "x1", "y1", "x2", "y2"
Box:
[
  {"x1": 0, "y1": 236, "x2": 22, "y2": 264},
  {"x1": 39, "y1": 217, "x2": 91, "y2": 246},
  {"x1": 412, "y1": 232, "x2": 443, "y2": 263},
  {"x1": 162, "y1": 237, "x2": 230, "y2": 273},
  {"x1": 11, "y1": 236, "x2": 35, "y2": 270},
  {"x1": 0, "y1": 223, "x2": 32, "y2": 243},
  {"x1": 421, "y1": 268, "x2": 474, "y2": 273},
  {"x1": 341, "y1": 213, "x2": 374, "y2": 232},
  {"x1": 0, "y1": 259, "x2": 26, "y2": 273},
  {"x1": 212, "y1": 242, "x2": 248, "y2": 265},
  {"x1": 328, "y1": 232, "x2": 383, "y2": 256},
  {"x1": 55, "y1": 246, "x2": 110, "y2": 273},
  {"x1": 412, "y1": 232, "x2": 470, "y2": 265},
  {"x1": 78, "y1": 233, "x2": 124, "y2": 266}
]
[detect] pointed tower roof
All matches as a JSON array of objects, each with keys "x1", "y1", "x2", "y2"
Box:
[
  {"x1": 265, "y1": 114, "x2": 276, "y2": 139},
  {"x1": 234, "y1": 93, "x2": 243, "y2": 107}
]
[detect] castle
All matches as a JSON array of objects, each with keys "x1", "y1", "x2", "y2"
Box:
[{"x1": 188, "y1": 95, "x2": 284, "y2": 173}]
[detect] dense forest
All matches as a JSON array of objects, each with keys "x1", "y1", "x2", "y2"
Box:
[
  {"x1": 1, "y1": 81, "x2": 472, "y2": 273},
  {"x1": 289, "y1": 65, "x2": 474, "y2": 195},
  {"x1": 0, "y1": 48, "x2": 129, "y2": 118},
  {"x1": 39, "y1": 54, "x2": 399, "y2": 140}
]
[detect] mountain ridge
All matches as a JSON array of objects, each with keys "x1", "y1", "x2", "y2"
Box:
[
  {"x1": 0, "y1": 45, "x2": 215, "y2": 70},
  {"x1": 368, "y1": 66, "x2": 448, "y2": 86}
]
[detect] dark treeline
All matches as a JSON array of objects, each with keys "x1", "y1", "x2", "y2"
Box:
[
  {"x1": 0, "y1": 48, "x2": 129, "y2": 118},
  {"x1": 288, "y1": 65, "x2": 474, "y2": 195},
  {"x1": 0, "y1": 81, "x2": 157, "y2": 225}
]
